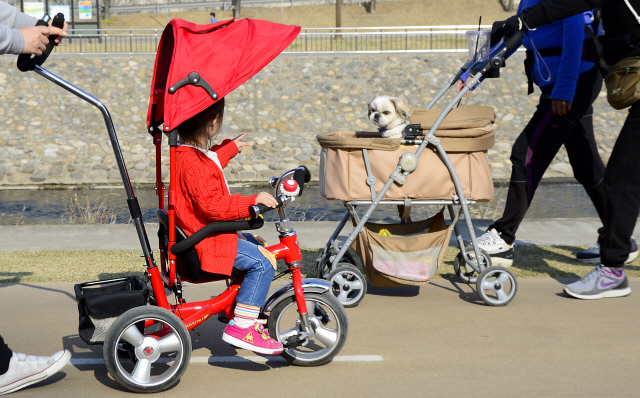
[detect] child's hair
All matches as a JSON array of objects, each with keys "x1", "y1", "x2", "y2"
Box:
[
  {"x1": 210, "y1": 12, "x2": 216, "y2": 17},
  {"x1": 177, "y1": 98, "x2": 225, "y2": 149}
]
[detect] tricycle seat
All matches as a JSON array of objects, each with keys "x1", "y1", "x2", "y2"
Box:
[{"x1": 156, "y1": 209, "x2": 239, "y2": 283}]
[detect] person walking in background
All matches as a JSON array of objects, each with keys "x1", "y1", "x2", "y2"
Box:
[
  {"x1": 498, "y1": 0, "x2": 640, "y2": 299},
  {"x1": 210, "y1": 12, "x2": 217, "y2": 23},
  {"x1": 0, "y1": 1, "x2": 72, "y2": 395},
  {"x1": 458, "y1": 0, "x2": 616, "y2": 269}
]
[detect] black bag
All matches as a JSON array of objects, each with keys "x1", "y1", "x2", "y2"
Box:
[{"x1": 74, "y1": 276, "x2": 149, "y2": 345}]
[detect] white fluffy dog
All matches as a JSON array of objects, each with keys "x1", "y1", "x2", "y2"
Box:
[{"x1": 368, "y1": 95, "x2": 411, "y2": 138}]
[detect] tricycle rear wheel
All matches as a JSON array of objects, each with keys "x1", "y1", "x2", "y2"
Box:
[{"x1": 103, "y1": 306, "x2": 191, "y2": 393}]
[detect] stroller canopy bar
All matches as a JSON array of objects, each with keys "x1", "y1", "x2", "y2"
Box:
[{"x1": 147, "y1": 18, "x2": 301, "y2": 131}]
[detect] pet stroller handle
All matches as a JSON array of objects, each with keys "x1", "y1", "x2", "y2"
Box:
[
  {"x1": 17, "y1": 13, "x2": 65, "y2": 72},
  {"x1": 427, "y1": 30, "x2": 525, "y2": 110}
]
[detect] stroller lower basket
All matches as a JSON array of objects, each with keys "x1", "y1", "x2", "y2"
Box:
[
  {"x1": 352, "y1": 210, "x2": 453, "y2": 287},
  {"x1": 74, "y1": 276, "x2": 149, "y2": 345}
]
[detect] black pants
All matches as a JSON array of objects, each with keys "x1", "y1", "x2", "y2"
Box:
[
  {"x1": 599, "y1": 101, "x2": 640, "y2": 267},
  {"x1": 0, "y1": 333, "x2": 12, "y2": 375},
  {"x1": 490, "y1": 66, "x2": 606, "y2": 245}
]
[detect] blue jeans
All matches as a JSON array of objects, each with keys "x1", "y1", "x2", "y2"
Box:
[{"x1": 232, "y1": 234, "x2": 275, "y2": 307}]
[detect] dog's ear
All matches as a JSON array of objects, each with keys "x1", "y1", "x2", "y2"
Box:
[
  {"x1": 391, "y1": 97, "x2": 411, "y2": 119},
  {"x1": 368, "y1": 92, "x2": 382, "y2": 107}
]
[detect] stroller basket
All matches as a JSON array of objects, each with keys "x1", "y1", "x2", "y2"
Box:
[
  {"x1": 352, "y1": 210, "x2": 453, "y2": 287},
  {"x1": 74, "y1": 276, "x2": 149, "y2": 345},
  {"x1": 317, "y1": 105, "x2": 495, "y2": 202}
]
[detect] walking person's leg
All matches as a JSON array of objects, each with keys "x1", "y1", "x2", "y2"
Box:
[
  {"x1": 0, "y1": 335, "x2": 12, "y2": 376},
  {"x1": 564, "y1": 110, "x2": 607, "y2": 224},
  {"x1": 484, "y1": 67, "x2": 601, "y2": 264},
  {"x1": 564, "y1": 101, "x2": 640, "y2": 299}
]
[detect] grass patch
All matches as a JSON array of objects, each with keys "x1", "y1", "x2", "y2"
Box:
[
  {"x1": 0, "y1": 250, "x2": 146, "y2": 283},
  {"x1": 2, "y1": 245, "x2": 639, "y2": 284}
]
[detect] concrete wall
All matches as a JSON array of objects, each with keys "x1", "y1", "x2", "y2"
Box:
[{"x1": 0, "y1": 53, "x2": 624, "y2": 186}]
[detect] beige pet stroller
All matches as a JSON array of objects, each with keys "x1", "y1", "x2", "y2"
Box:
[{"x1": 314, "y1": 35, "x2": 525, "y2": 307}]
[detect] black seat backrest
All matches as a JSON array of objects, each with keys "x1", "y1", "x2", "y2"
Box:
[{"x1": 156, "y1": 209, "x2": 232, "y2": 283}]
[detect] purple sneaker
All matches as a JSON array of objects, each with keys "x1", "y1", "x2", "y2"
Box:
[
  {"x1": 222, "y1": 321, "x2": 283, "y2": 355},
  {"x1": 564, "y1": 264, "x2": 631, "y2": 299}
]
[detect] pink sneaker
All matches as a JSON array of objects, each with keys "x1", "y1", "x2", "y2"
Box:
[{"x1": 222, "y1": 321, "x2": 283, "y2": 355}]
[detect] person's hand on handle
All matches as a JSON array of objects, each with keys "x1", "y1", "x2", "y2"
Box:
[
  {"x1": 233, "y1": 133, "x2": 252, "y2": 153},
  {"x1": 49, "y1": 20, "x2": 68, "y2": 45},
  {"x1": 255, "y1": 192, "x2": 278, "y2": 208},
  {"x1": 502, "y1": 14, "x2": 529, "y2": 38},
  {"x1": 456, "y1": 77, "x2": 473, "y2": 94},
  {"x1": 19, "y1": 25, "x2": 50, "y2": 55},
  {"x1": 490, "y1": 20, "x2": 505, "y2": 47},
  {"x1": 552, "y1": 99, "x2": 572, "y2": 117}
]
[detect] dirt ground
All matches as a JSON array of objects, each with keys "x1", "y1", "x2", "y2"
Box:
[{"x1": 104, "y1": 0, "x2": 516, "y2": 30}]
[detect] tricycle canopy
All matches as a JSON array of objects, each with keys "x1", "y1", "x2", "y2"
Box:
[{"x1": 147, "y1": 18, "x2": 300, "y2": 131}]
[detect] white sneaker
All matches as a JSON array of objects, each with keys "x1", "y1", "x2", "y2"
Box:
[
  {"x1": 0, "y1": 350, "x2": 71, "y2": 395},
  {"x1": 467, "y1": 228, "x2": 515, "y2": 267}
]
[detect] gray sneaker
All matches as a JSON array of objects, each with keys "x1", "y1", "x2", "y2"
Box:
[
  {"x1": 564, "y1": 264, "x2": 631, "y2": 300},
  {"x1": 575, "y1": 236, "x2": 639, "y2": 264}
]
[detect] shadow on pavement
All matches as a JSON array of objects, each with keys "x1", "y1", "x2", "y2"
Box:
[
  {"x1": 0, "y1": 272, "x2": 32, "y2": 284},
  {"x1": 431, "y1": 276, "x2": 485, "y2": 305},
  {"x1": 19, "y1": 370, "x2": 68, "y2": 392},
  {"x1": 0, "y1": 282, "x2": 75, "y2": 300},
  {"x1": 365, "y1": 283, "x2": 420, "y2": 298}
]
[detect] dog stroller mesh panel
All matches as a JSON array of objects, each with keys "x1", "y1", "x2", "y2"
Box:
[
  {"x1": 351, "y1": 210, "x2": 453, "y2": 287},
  {"x1": 317, "y1": 106, "x2": 496, "y2": 201}
]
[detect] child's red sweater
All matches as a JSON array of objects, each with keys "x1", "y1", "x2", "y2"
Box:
[{"x1": 174, "y1": 140, "x2": 257, "y2": 275}]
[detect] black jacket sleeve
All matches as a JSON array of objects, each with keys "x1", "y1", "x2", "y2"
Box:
[{"x1": 522, "y1": 0, "x2": 604, "y2": 29}]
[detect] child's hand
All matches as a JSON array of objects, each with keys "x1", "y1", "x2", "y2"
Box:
[
  {"x1": 256, "y1": 192, "x2": 278, "y2": 208},
  {"x1": 233, "y1": 133, "x2": 252, "y2": 152}
]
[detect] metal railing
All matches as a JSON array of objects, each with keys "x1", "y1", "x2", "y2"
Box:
[
  {"x1": 109, "y1": 0, "x2": 378, "y2": 14},
  {"x1": 53, "y1": 25, "x2": 492, "y2": 55}
]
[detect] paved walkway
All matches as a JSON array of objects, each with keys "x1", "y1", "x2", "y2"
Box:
[
  {"x1": 2, "y1": 218, "x2": 640, "y2": 396},
  {"x1": 1, "y1": 218, "x2": 638, "y2": 251},
  {"x1": 2, "y1": 279, "x2": 640, "y2": 397}
]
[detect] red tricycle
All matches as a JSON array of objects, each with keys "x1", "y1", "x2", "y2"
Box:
[{"x1": 19, "y1": 16, "x2": 349, "y2": 393}]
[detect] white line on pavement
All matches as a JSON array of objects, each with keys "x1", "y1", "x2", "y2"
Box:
[{"x1": 70, "y1": 355, "x2": 383, "y2": 366}]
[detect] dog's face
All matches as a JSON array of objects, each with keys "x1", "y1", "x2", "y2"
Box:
[{"x1": 368, "y1": 95, "x2": 410, "y2": 129}]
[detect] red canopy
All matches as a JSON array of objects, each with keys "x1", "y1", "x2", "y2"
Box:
[{"x1": 147, "y1": 18, "x2": 300, "y2": 131}]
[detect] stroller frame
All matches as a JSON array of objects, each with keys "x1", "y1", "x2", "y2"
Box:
[{"x1": 320, "y1": 33, "x2": 525, "y2": 308}]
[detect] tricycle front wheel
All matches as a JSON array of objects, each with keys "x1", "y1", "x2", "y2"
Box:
[{"x1": 268, "y1": 292, "x2": 348, "y2": 367}]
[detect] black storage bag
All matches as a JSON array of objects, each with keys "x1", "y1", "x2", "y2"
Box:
[{"x1": 74, "y1": 276, "x2": 149, "y2": 345}]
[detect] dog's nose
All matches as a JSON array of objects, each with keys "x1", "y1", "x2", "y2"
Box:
[{"x1": 374, "y1": 114, "x2": 380, "y2": 121}]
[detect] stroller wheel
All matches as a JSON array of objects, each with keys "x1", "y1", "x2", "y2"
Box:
[
  {"x1": 327, "y1": 264, "x2": 367, "y2": 308},
  {"x1": 268, "y1": 291, "x2": 348, "y2": 367},
  {"x1": 476, "y1": 265, "x2": 518, "y2": 307},
  {"x1": 103, "y1": 306, "x2": 191, "y2": 393},
  {"x1": 453, "y1": 249, "x2": 491, "y2": 284},
  {"x1": 316, "y1": 248, "x2": 357, "y2": 279}
]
